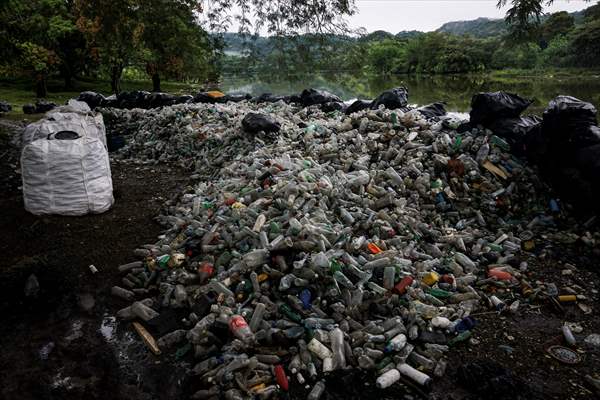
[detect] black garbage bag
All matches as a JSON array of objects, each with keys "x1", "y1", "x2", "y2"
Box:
[
  {"x1": 0, "y1": 100, "x2": 11, "y2": 113},
  {"x1": 242, "y1": 113, "x2": 281, "y2": 134},
  {"x1": 469, "y1": 91, "x2": 533, "y2": 126},
  {"x1": 569, "y1": 124, "x2": 600, "y2": 148},
  {"x1": 522, "y1": 121, "x2": 549, "y2": 164},
  {"x1": 107, "y1": 134, "x2": 126, "y2": 152},
  {"x1": 321, "y1": 101, "x2": 346, "y2": 113},
  {"x1": 371, "y1": 87, "x2": 409, "y2": 110},
  {"x1": 117, "y1": 90, "x2": 150, "y2": 109},
  {"x1": 101, "y1": 95, "x2": 119, "y2": 108},
  {"x1": 23, "y1": 104, "x2": 36, "y2": 114},
  {"x1": 254, "y1": 93, "x2": 288, "y2": 104},
  {"x1": 542, "y1": 95, "x2": 599, "y2": 147},
  {"x1": 417, "y1": 102, "x2": 447, "y2": 119},
  {"x1": 488, "y1": 115, "x2": 542, "y2": 143},
  {"x1": 77, "y1": 91, "x2": 105, "y2": 109},
  {"x1": 223, "y1": 93, "x2": 252, "y2": 103},
  {"x1": 175, "y1": 95, "x2": 193, "y2": 104},
  {"x1": 300, "y1": 88, "x2": 342, "y2": 107},
  {"x1": 575, "y1": 143, "x2": 600, "y2": 180},
  {"x1": 147, "y1": 92, "x2": 177, "y2": 108},
  {"x1": 35, "y1": 99, "x2": 57, "y2": 113},
  {"x1": 548, "y1": 167, "x2": 595, "y2": 212},
  {"x1": 289, "y1": 94, "x2": 302, "y2": 104},
  {"x1": 345, "y1": 99, "x2": 372, "y2": 115},
  {"x1": 543, "y1": 95, "x2": 597, "y2": 125},
  {"x1": 193, "y1": 92, "x2": 217, "y2": 104}
]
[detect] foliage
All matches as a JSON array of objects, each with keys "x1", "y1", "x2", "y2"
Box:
[
  {"x1": 366, "y1": 39, "x2": 406, "y2": 74},
  {"x1": 0, "y1": 0, "x2": 82, "y2": 95},
  {"x1": 570, "y1": 19, "x2": 600, "y2": 67},
  {"x1": 539, "y1": 11, "x2": 574, "y2": 48}
]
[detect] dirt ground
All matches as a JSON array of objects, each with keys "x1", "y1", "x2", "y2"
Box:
[{"x1": 1, "y1": 120, "x2": 599, "y2": 400}]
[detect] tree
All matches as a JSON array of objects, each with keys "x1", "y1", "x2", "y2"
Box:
[
  {"x1": 538, "y1": 34, "x2": 572, "y2": 67},
  {"x1": 367, "y1": 39, "x2": 406, "y2": 74},
  {"x1": 539, "y1": 11, "x2": 574, "y2": 49},
  {"x1": 75, "y1": 0, "x2": 145, "y2": 94},
  {"x1": 571, "y1": 19, "x2": 600, "y2": 66},
  {"x1": 0, "y1": 0, "x2": 80, "y2": 97},
  {"x1": 498, "y1": 0, "x2": 592, "y2": 40},
  {"x1": 138, "y1": 0, "x2": 213, "y2": 92}
]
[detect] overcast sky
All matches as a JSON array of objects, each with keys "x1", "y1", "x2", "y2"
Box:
[{"x1": 350, "y1": 0, "x2": 591, "y2": 32}]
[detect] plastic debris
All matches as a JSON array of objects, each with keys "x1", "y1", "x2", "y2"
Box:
[{"x1": 99, "y1": 86, "x2": 597, "y2": 397}]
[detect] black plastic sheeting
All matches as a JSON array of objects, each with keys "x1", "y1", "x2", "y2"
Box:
[
  {"x1": 370, "y1": 87, "x2": 409, "y2": 110},
  {"x1": 470, "y1": 91, "x2": 533, "y2": 126},
  {"x1": 242, "y1": 112, "x2": 281, "y2": 134}
]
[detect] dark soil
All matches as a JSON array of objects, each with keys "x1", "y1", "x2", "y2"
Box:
[
  {"x1": 0, "y1": 126, "x2": 190, "y2": 400},
  {"x1": 1, "y1": 122, "x2": 599, "y2": 400}
]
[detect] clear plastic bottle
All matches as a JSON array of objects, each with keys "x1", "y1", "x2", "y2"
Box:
[
  {"x1": 307, "y1": 381, "x2": 326, "y2": 400},
  {"x1": 330, "y1": 328, "x2": 346, "y2": 369},
  {"x1": 229, "y1": 314, "x2": 254, "y2": 343},
  {"x1": 376, "y1": 368, "x2": 401, "y2": 389}
]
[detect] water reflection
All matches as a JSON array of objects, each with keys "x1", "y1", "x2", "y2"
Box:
[{"x1": 221, "y1": 72, "x2": 600, "y2": 115}]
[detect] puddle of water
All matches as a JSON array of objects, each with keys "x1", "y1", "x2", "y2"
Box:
[{"x1": 99, "y1": 315, "x2": 117, "y2": 342}]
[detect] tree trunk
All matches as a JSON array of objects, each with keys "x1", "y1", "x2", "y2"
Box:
[
  {"x1": 35, "y1": 73, "x2": 47, "y2": 98},
  {"x1": 64, "y1": 73, "x2": 73, "y2": 90},
  {"x1": 110, "y1": 65, "x2": 123, "y2": 94},
  {"x1": 61, "y1": 64, "x2": 74, "y2": 90},
  {"x1": 152, "y1": 73, "x2": 161, "y2": 92}
]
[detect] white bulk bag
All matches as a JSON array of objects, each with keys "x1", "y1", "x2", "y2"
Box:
[
  {"x1": 22, "y1": 101, "x2": 107, "y2": 148},
  {"x1": 21, "y1": 131, "x2": 114, "y2": 216}
]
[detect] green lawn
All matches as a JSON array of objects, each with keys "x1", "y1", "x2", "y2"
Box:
[{"x1": 0, "y1": 78, "x2": 202, "y2": 121}]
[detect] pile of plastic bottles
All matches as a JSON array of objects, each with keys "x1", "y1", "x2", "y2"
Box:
[{"x1": 108, "y1": 95, "x2": 573, "y2": 399}]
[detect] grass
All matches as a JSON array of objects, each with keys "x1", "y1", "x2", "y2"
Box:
[
  {"x1": 0, "y1": 78, "x2": 202, "y2": 120},
  {"x1": 489, "y1": 68, "x2": 600, "y2": 80}
]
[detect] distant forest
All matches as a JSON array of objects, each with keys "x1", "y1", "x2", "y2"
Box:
[{"x1": 221, "y1": 2, "x2": 600, "y2": 76}]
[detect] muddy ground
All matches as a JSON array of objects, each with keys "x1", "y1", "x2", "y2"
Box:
[{"x1": 0, "y1": 120, "x2": 599, "y2": 400}]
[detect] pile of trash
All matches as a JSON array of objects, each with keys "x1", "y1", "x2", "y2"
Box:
[
  {"x1": 467, "y1": 92, "x2": 600, "y2": 213},
  {"x1": 80, "y1": 87, "x2": 417, "y2": 116},
  {"x1": 99, "y1": 87, "x2": 591, "y2": 399}
]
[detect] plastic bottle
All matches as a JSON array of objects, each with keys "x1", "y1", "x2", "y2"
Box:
[
  {"x1": 330, "y1": 328, "x2": 346, "y2": 369},
  {"x1": 131, "y1": 301, "x2": 160, "y2": 321},
  {"x1": 307, "y1": 381, "x2": 326, "y2": 400},
  {"x1": 249, "y1": 303, "x2": 266, "y2": 332},
  {"x1": 273, "y1": 364, "x2": 289, "y2": 391},
  {"x1": 383, "y1": 266, "x2": 395, "y2": 290},
  {"x1": 376, "y1": 368, "x2": 401, "y2": 389},
  {"x1": 562, "y1": 324, "x2": 576, "y2": 346},
  {"x1": 229, "y1": 315, "x2": 254, "y2": 343},
  {"x1": 385, "y1": 333, "x2": 407, "y2": 352},
  {"x1": 198, "y1": 262, "x2": 214, "y2": 284},
  {"x1": 397, "y1": 363, "x2": 432, "y2": 387},
  {"x1": 307, "y1": 338, "x2": 333, "y2": 359}
]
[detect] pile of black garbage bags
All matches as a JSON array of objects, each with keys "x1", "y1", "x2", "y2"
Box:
[
  {"x1": 468, "y1": 91, "x2": 600, "y2": 212},
  {"x1": 76, "y1": 87, "x2": 447, "y2": 119}
]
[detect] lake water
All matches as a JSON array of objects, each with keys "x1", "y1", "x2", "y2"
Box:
[{"x1": 221, "y1": 72, "x2": 600, "y2": 115}]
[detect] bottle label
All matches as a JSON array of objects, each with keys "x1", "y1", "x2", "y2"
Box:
[
  {"x1": 230, "y1": 316, "x2": 248, "y2": 330},
  {"x1": 199, "y1": 263, "x2": 214, "y2": 275}
]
